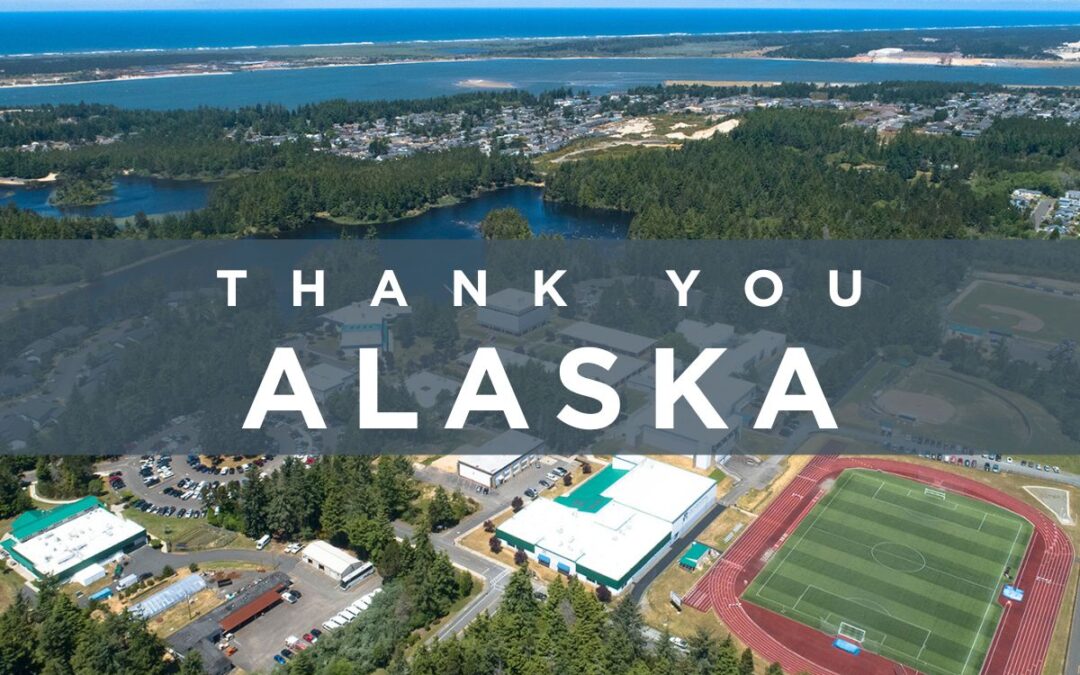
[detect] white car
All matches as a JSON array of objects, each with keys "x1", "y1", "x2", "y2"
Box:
[
  {"x1": 349, "y1": 598, "x2": 369, "y2": 613},
  {"x1": 322, "y1": 619, "x2": 342, "y2": 631},
  {"x1": 339, "y1": 607, "x2": 359, "y2": 620},
  {"x1": 334, "y1": 612, "x2": 353, "y2": 624}
]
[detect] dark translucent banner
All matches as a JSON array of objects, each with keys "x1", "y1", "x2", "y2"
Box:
[{"x1": 2, "y1": 240, "x2": 1078, "y2": 462}]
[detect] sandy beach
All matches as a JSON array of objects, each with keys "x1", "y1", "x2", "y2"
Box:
[
  {"x1": 456, "y1": 78, "x2": 514, "y2": 89},
  {"x1": 0, "y1": 172, "x2": 58, "y2": 186}
]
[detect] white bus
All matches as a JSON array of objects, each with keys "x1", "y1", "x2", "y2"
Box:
[{"x1": 255, "y1": 534, "x2": 271, "y2": 550}]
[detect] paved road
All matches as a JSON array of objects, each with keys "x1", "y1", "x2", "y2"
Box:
[
  {"x1": 392, "y1": 520, "x2": 513, "y2": 642},
  {"x1": 628, "y1": 502, "x2": 725, "y2": 604},
  {"x1": 627, "y1": 453, "x2": 786, "y2": 604},
  {"x1": 1068, "y1": 583, "x2": 1080, "y2": 675},
  {"x1": 123, "y1": 547, "x2": 296, "y2": 580}
]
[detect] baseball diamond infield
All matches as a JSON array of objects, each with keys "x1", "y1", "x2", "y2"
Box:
[{"x1": 683, "y1": 456, "x2": 1072, "y2": 675}]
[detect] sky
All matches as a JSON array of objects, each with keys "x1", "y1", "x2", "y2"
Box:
[{"x1": 6, "y1": 0, "x2": 1080, "y2": 10}]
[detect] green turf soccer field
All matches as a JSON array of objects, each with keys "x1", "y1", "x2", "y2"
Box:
[{"x1": 742, "y1": 469, "x2": 1032, "y2": 675}]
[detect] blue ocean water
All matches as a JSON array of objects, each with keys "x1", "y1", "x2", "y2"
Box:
[
  {"x1": 3, "y1": 57, "x2": 1080, "y2": 110},
  {"x1": 2, "y1": 9, "x2": 1079, "y2": 55}
]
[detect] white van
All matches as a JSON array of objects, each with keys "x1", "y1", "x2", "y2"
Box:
[
  {"x1": 334, "y1": 611, "x2": 354, "y2": 624},
  {"x1": 322, "y1": 619, "x2": 340, "y2": 632},
  {"x1": 255, "y1": 534, "x2": 271, "y2": 550}
]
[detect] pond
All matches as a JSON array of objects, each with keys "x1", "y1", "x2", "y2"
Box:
[{"x1": 3, "y1": 178, "x2": 631, "y2": 238}]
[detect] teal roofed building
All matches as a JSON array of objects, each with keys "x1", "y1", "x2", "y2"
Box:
[
  {"x1": 1, "y1": 496, "x2": 146, "y2": 583},
  {"x1": 496, "y1": 456, "x2": 717, "y2": 593}
]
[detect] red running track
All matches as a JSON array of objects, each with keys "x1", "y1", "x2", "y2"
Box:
[{"x1": 683, "y1": 456, "x2": 1073, "y2": 675}]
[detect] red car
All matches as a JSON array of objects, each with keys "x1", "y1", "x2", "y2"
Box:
[{"x1": 303, "y1": 632, "x2": 317, "y2": 644}]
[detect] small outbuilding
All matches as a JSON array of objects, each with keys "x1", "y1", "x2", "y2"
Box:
[{"x1": 300, "y1": 540, "x2": 374, "y2": 588}]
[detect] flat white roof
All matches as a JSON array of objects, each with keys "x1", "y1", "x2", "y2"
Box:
[
  {"x1": 12, "y1": 508, "x2": 144, "y2": 577},
  {"x1": 458, "y1": 347, "x2": 556, "y2": 373},
  {"x1": 497, "y1": 498, "x2": 670, "y2": 584},
  {"x1": 677, "y1": 319, "x2": 735, "y2": 349},
  {"x1": 301, "y1": 540, "x2": 362, "y2": 576},
  {"x1": 306, "y1": 363, "x2": 352, "y2": 393},
  {"x1": 459, "y1": 430, "x2": 544, "y2": 474},
  {"x1": 405, "y1": 371, "x2": 461, "y2": 408},
  {"x1": 486, "y1": 288, "x2": 537, "y2": 316},
  {"x1": 320, "y1": 300, "x2": 411, "y2": 327},
  {"x1": 721, "y1": 330, "x2": 786, "y2": 374},
  {"x1": 559, "y1": 321, "x2": 656, "y2": 355},
  {"x1": 655, "y1": 371, "x2": 756, "y2": 447},
  {"x1": 601, "y1": 457, "x2": 716, "y2": 523},
  {"x1": 578, "y1": 354, "x2": 648, "y2": 387},
  {"x1": 497, "y1": 456, "x2": 716, "y2": 584}
]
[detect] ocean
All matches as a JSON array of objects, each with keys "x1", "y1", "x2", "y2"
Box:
[
  {"x1": 2, "y1": 8, "x2": 1080, "y2": 56},
  {"x1": 3, "y1": 57, "x2": 1080, "y2": 110}
]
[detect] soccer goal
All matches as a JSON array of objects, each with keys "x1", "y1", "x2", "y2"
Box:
[
  {"x1": 924, "y1": 487, "x2": 947, "y2": 501},
  {"x1": 838, "y1": 622, "x2": 867, "y2": 644}
]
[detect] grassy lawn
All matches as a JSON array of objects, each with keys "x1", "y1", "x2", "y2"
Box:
[
  {"x1": 837, "y1": 358, "x2": 1080, "y2": 463},
  {"x1": 697, "y1": 507, "x2": 754, "y2": 553},
  {"x1": 640, "y1": 552, "x2": 735, "y2": 643},
  {"x1": 735, "y1": 429, "x2": 787, "y2": 457},
  {"x1": 147, "y1": 588, "x2": 223, "y2": 638},
  {"x1": 949, "y1": 280, "x2": 1080, "y2": 344},
  {"x1": 744, "y1": 469, "x2": 1032, "y2": 675},
  {"x1": 0, "y1": 568, "x2": 25, "y2": 612},
  {"x1": 736, "y1": 454, "x2": 814, "y2": 514},
  {"x1": 195, "y1": 560, "x2": 271, "y2": 572},
  {"x1": 124, "y1": 509, "x2": 253, "y2": 551}
]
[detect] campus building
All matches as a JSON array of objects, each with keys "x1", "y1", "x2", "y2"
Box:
[
  {"x1": 476, "y1": 288, "x2": 552, "y2": 335},
  {"x1": 637, "y1": 329, "x2": 784, "y2": 468},
  {"x1": 558, "y1": 321, "x2": 657, "y2": 357},
  {"x1": 300, "y1": 540, "x2": 374, "y2": 589},
  {"x1": 457, "y1": 430, "x2": 545, "y2": 487},
  {"x1": 305, "y1": 362, "x2": 353, "y2": 403},
  {"x1": 320, "y1": 300, "x2": 412, "y2": 352},
  {"x1": 495, "y1": 456, "x2": 716, "y2": 593},
  {"x1": 0, "y1": 497, "x2": 146, "y2": 583}
]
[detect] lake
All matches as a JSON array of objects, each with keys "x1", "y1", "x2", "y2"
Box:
[
  {"x1": 301, "y1": 186, "x2": 630, "y2": 239},
  {"x1": 4, "y1": 57, "x2": 1080, "y2": 110},
  {"x1": 2, "y1": 176, "x2": 211, "y2": 219},
  {"x1": 2, "y1": 178, "x2": 630, "y2": 239}
]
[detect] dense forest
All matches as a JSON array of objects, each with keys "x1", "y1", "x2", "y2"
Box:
[
  {"x1": 545, "y1": 107, "x2": 1080, "y2": 238},
  {"x1": 0, "y1": 580, "x2": 196, "y2": 675},
  {"x1": 0, "y1": 90, "x2": 575, "y2": 150},
  {"x1": 3, "y1": 81, "x2": 1078, "y2": 238},
  {"x1": 284, "y1": 565, "x2": 779, "y2": 675}
]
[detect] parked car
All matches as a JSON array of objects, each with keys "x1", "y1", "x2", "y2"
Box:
[
  {"x1": 524, "y1": 488, "x2": 539, "y2": 499},
  {"x1": 539, "y1": 479, "x2": 554, "y2": 489},
  {"x1": 274, "y1": 655, "x2": 287, "y2": 666}
]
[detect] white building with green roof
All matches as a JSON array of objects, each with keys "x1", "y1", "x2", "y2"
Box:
[
  {"x1": 495, "y1": 456, "x2": 716, "y2": 592},
  {"x1": 0, "y1": 496, "x2": 146, "y2": 583}
]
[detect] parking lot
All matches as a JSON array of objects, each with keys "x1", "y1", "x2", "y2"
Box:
[
  {"x1": 228, "y1": 563, "x2": 381, "y2": 672},
  {"x1": 430, "y1": 455, "x2": 577, "y2": 507}
]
